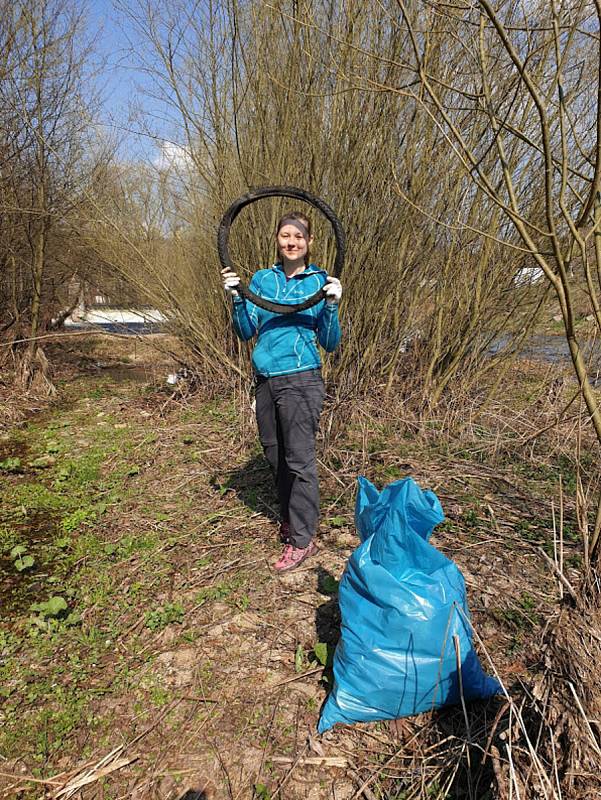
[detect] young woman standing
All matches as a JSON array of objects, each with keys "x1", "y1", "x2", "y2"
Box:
[{"x1": 221, "y1": 211, "x2": 342, "y2": 571}]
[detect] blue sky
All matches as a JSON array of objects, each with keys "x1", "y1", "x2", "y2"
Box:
[{"x1": 88, "y1": 0, "x2": 172, "y2": 162}]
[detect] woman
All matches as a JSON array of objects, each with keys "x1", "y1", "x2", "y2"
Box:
[{"x1": 221, "y1": 211, "x2": 342, "y2": 571}]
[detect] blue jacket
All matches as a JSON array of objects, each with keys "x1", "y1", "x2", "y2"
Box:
[{"x1": 231, "y1": 264, "x2": 342, "y2": 377}]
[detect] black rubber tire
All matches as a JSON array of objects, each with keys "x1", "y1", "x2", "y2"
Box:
[{"x1": 217, "y1": 185, "x2": 345, "y2": 314}]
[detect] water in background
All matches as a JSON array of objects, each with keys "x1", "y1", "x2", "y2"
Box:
[
  {"x1": 64, "y1": 308, "x2": 166, "y2": 335},
  {"x1": 491, "y1": 334, "x2": 600, "y2": 371}
]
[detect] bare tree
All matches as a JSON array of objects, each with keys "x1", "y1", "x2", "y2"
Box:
[
  {"x1": 93, "y1": 0, "x2": 539, "y2": 406},
  {"x1": 260, "y1": 0, "x2": 600, "y2": 557},
  {"x1": 0, "y1": 0, "x2": 101, "y2": 390}
]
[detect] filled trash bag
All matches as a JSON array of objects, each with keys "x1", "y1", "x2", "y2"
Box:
[{"x1": 318, "y1": 476, "x2": 501, "y2": 733}]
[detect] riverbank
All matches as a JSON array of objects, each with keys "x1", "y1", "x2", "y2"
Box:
[{"x1": 0, "y1": 335, "x2": 598, "y2": 799}]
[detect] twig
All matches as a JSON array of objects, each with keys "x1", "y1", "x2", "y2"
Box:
[
  {"x1": 269, "y1": 667, "x2": 323, "y2": 687},
  {"x1": 317, "y1": 457, "x2": 347, "y2": 487},
  {"x1": 347, "y1": 769, "x2": 378, "y2": 800},
  {"x1": 481, "y1": 701, "x2": 512, "y2": 765},
  {"x1": 0, "y1": 329, "x2": 142, "y2": 347},
  {"x1": 491, "y1": 746, "x2": 508, "y2": 800},
  {"x1": 0, "y1": 772, "x2": 63, "y2": 788},
  {"x1": 169, "y1": 470, "x2": 207, "y2": 492},
  {"x1": 53, "y1": 747, "x2": 138, "y2": 799},
  {"x1": 505, "y1": 719, "x2": 522, "y2": 800},
  {"x1": 518, "y1": 388, "x2": 581, "y2": 446},
  {"x1": 271, "y1": 743, "x2": 309, "y2": 799},
  {"x1": 454, "y1": 605, "x2": 557, "y2": 797},
  {"x1": 272, "y1": 756, "x2": 348, "y2": 767},
  {"x1": 127, "y1": 699, "x2": 183, "y2": 748},
  {"x1": 549, "y1": 726, "x2": 564, "y2": 800},
  {"x1": 551, "y1": 500, "x2": 563, "y2": 601},
  {"x1": 349, "y1": 747, "x2": 405, "y2": 800},
  {"x1": 254, "y1": 692, "x2": 283, "y2": 795},
  {"x1": 567, "y1": 682, "x2": 601, "y2": 756},
  {"x1": 174, "y1": 695, "x2": 219, "y2": 702},
  {"x1": 537, "y1": 547, "x2": 579, "y2": 604},
  {"x1": 453, "y1": 635, "x2": 475, "y2": 800}
]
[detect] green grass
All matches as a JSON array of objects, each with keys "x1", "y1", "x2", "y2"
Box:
[
  {"x1": 145, "y1": 603, "x2": 185, "y2": 630},
  {"x1": 0, "y1": 392, "x2": 170, "y2": 765}
]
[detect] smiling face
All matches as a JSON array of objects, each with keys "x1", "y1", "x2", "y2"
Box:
[{"x1": 276, "y1": 218, "x2": 313, "y2": 267}]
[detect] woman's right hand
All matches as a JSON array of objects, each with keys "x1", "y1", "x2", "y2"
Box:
[{"x1": 221, "y1": 267, "x2": 241, "y2": 297}]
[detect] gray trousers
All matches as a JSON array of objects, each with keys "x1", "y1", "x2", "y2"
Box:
[{"x1": 255, "y1": 369, "x2": 325, "y2": 548}]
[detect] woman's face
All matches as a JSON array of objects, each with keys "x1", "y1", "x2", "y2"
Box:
[{"x1": 277, "y1": 222, "x2": 313, "y2": 263}]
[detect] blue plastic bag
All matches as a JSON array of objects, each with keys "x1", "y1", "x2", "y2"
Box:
[{"x1": 318, "y1": 477, "x2": 501, "y2": 733}]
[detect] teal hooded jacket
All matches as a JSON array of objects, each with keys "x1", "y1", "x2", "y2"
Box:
[{"x1": 231, "y1": 264, "x2": 342, "y2": 378}]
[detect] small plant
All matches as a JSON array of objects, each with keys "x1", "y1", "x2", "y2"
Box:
[
  {"x1": 295, "y1": 641, "x2": 335, "y2": 675},
  {"x1": 62, "y1": 507, "x2": 96, "y2": 533},
  {"x1": 28, "y1": 596, "x2": 81, "y2": 635},
  {"x1": 294, "y1": 643, "x2": 306, "y2": 673},
  {"x1": 236, "y1": 594, "x2": 250, "y2": 611},
  {"x1": 519, "y1": 592, "x2": 536, "y2": 612},
  {"x1": 210, "y1": 475, "x2": 233, "y2": 497},
  {"x1": 0, "y1": 629, "x2": 18, "y2": 655},
  {"x1": 194, "y1": 583, "x2": 233, "y2": 605},
  {"x1": 463, "y1": 509, "x2": 478, "y2": 527},
  {"x1": 310, "y1": 641, "x2": 336, "y2": 688},
  {"x1": 0, "y1": 457, "x2": 22, "y2": 473},
  {"x1": 383, "y1": 464, "x2": 405, "y2": 480},
  {"x1": 514, "y1": 519, "x2": 541, "y2": 543},
  {"x1": 31, "y1": 596, "x2": 67, "y2": 617},
  {"x1": 320, "y1": 575, "x2": 339, "y2": 595},
  {"x1": 54, "y1": 537, "x2": 71, "y2": 549},
  {"x1": 311, "y1": 642, "x2": 334, "y2": 668},
  {"x1": 150, "y1": 686, "x2": 170, "y2": 707},
  {"x1": 10, "y1": 545, "x2": 35, "y2": 572},
  {"x1": 253, "y1": 783, "x2": 271, "y2": 800},
  {"x1": 54, "y1": 465, "x2": 73, "y2": 483},
  {"x1": 493, "y1": 598, "x2": 539, "y2": 634},
  {"x1": 145, "y1": 603, "x2": 185, "y2": 630}
]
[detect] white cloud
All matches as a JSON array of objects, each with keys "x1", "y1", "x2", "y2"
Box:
[{"x1": 153, "y1": 141, "x2": 194, "y2": 172}]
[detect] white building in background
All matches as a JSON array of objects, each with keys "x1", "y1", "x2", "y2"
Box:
[
  {"x1": 65, "y1": 307, "x2": 167, "y2": 333},
  {"x1": 63, "y1": 277, "x2": 167, "y2": 333},
  {"x1": 513, "y1": 266, "x2": 545, "y2": 286}
]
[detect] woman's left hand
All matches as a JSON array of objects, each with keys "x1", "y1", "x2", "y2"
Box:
[{"x1": 323, "y1": 276, "x2": 342, "y2": 304}]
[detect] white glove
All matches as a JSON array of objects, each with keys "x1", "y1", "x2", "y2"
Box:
[
  {"x1": 323, "y1": 276, "x2": 342, "y2": 304},
  {"x1": 221, "y1": 268, "x2": 241, "y2": 297}
]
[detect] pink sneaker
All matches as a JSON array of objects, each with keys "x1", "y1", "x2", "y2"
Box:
[
  {"x1": 274, "y1": 541, "x2": 317, "y2": 572},
  {"x1": 279, "y1": 521, "x2": 291, "y2": 543}
]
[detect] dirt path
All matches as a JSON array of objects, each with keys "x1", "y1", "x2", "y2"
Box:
[{"x1": 0, "y1": 337, "x2": 586, "y2": 799}]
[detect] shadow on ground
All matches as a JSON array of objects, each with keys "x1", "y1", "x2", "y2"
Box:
[
  {"x1": 218, "y1": 454, "x2": 279, "y2": 523},
  {"x1": 315, "y1": 566, "x2": 341, "y2": 646}
]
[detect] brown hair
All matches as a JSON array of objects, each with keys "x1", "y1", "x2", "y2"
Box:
[{"x1": 276, "y1": 211, "x2": 312, "y2": 266}]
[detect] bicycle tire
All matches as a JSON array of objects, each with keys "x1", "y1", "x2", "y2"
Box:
[{"x1": 217, "y1": 185, "x2": 345, "y2": 314}]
